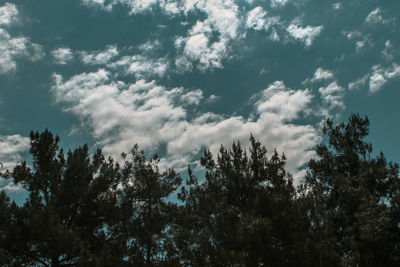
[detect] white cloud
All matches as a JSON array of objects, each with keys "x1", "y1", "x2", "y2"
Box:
[
  {"x1": 348, "y1": 74, "x2": 369, "y2": 90},
  {"x1": 287, "y1": 24, "x2": 323, "y2": 47},
  {"x1": 318, "y1": 81, "x2": 345, "y2": 110},
  {"x1": 271, "y1": 0, "x2": 289, "y2": 8},
  {"x1": 343, "y1": 30, "x2": 362, "y2": 40},
  {"x1": 245, "y1": 6, "x2": 280, "y2": 33},
  {"x1": 138, "y1": 40, "x2": 161, "y2": 53},
  {"x1": 0, "y1": 134, "x2": 29, "y2": 169},
  {"x1": 195, "y1": 0, "x2": 240, "y2": 39},
  {"x1": 355, "y1": 40, "x2": 366, "y2": 52},
  {"x1": 180, "y1": 33, "x2": 229, "y2": 71},
  {"x1": 169, "y1": 0, "x2": 241, "y2": 71},
  {"x1": 82, "y1": 0, "x2": 160, "y2": 14},
  {"x1": 246, "y1": 7, "x2": 267, "y2": 31},
  {"x1": 0, "y1": 3, "x2": 43, "y2": 74},
  {"x1": 256, "y1": 81, "x2": 311, "y2": 120},
  {"x1": 0, "y1": 134, "x2": 29, "y2": 195},
  {"x1": 108, "y1": 54, "x2": 168, "y2": 78},
  {"x1": 0, "y1": 29, "x2": 44, "y2": 74},
  {"x1": 81, "y1": 45, "x2": 119, "y2": 65},
  {"x1": 0, "y1": 2, "x2": 19, "y2": 26},
  {"x1": 366, "y1": 8, "x2": 387, "y2": 24},
  {"x1": 121, "y1": 0, "x2": 159, "y2": 14},
  {"x1": 180, "y1": 89, "x2": 203, "y2": 106},
  {"x1": 369, "y1": 64, "x2": 400, "y2": 93},
  {"x1": 342, "y1": 30, "x2": 373, "y2": 53},
  {"x1": 52, "y1": 72, "x2": 320, "y2": 181},
  {"x1": 52, "y1": 47, "x2": 74, "y2": 65},
  {"x1": 81, "y1": 0, "x2": 114, "y2": 11},
  {"x1": 52, "y1": 69, "x2": 188, "y2": 152},
  {"x1": 332, "y1": 2, "x2": 341, "y2": 10},
  {"x1": 382, "y1": 40, "x2": 396, "y2": 61},
  {"x1": 369, "y1": 71, "x2": 386, "y2": 93},
  {"x1": 311, "y1": 68, "x2": 334, "y2": 82}
]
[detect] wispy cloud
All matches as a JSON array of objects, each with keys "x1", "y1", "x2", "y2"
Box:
[
  {"x1": 81, "y1": 45, "x2": 119, "y2": 65},
  {"x1": 348, "y1": 74, "x2": 369, "y2": 90},
  {"x1": 108, "y1": 54, "x2": 169, "y2": 78},
  {"x1": 366, "y1": 7, "x2": 388, "y2": 24}
]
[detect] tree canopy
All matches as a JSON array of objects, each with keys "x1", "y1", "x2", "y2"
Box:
[{"x1": 0, "y1": 114, "x2": 399, "y2": 266}]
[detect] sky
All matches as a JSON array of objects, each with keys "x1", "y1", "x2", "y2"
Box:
[{"x1": 1, "y1": 0, "x2": 400, "y2": 202}]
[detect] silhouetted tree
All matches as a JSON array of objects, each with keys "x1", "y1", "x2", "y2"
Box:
[
  {"x1": 1, "y1": 115, "x2": 399, "y2": 266},
  {"x1": 177, "y1": 136, "x2": 297, "y2": 266},
  {"x1": 304, "y1": 114, "x2": 400, "y2": 266},
  {"x1": 4, "y1": 130, "x2": 120, "y2": 266},
  {"x1": 110, "y1": 145, "x2": 182, "y2": 265}
]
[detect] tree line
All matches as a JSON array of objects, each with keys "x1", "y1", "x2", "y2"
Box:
[{"x1": 0, "y1": 114, "x2": 399, "y2": 266}]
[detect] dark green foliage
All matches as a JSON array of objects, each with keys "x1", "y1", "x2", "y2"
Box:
[
  {"x1": 0, "y1": 114, "x2": 399, "y2": 266},
  {"x1": 174, "y1": 136, "x2": 297, "y2": 266},
  {"x1": 303, "y1": 114, "x2": 400, "y2": 266}
]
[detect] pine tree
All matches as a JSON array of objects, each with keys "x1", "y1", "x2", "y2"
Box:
[
  {"x1": 179, "y1": 136, "x2": 297, "y2": 266},
  {"x1": 304, "y1": 114, "x2": 400, "y2": 266},
  {"x1": 6, "y1": 130, "x2": 120, "y2": 266},
  {"x1": 112, "y1": 144, "x2": 182, "y2": 265}
]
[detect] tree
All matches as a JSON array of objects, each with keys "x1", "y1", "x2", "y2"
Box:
[
  {"x1": 5, "y1": 130, "x2": 120, "y2": 266},
  {"x1": 304, "y1": 114, "x2": 400, "y2": 266},
  {"x1": 0, "y1": 191, "x2": 12, "y2": 265},
  {"x1": 178, "y1": 136, "x2": 297, "y2": 266},
  {"x1": 111, "y1": 145, "x2": 182, "y2": 265}
]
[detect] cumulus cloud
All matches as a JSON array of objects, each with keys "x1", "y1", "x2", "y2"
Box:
[
  {"x1": 81, "y1": 45, "x2": 119, "y2": 65},
  {"x1": 311, "y1": 68, "x2": 334, "y2": 82},
  {"x1": 369, "y1": 70, "x2": 386, "y2": 93},
  {"x1": 0, "y1": 2, "x2": 19, "y2": 26},
  {"x1": 178, "y1": 33, "x2": 229, "y2": 71},
  {"x1": 246, "y1": 7, "x2": 281, "y2": 33},
  {"x1": 52, "y1": 71, "x2": 320, "y2": 181},
  {"x1": 173, "y1": 0, "x2": 240, "y2": 71},
  {"x1": 348, "y1": 74, "x2": 369, "y2": 90},
  {"x1": 287, "y1": 24, "x2": 323, "y2": 47},
  {"x1": 52, "y1": 47, "x2": 74, "y2": 64},
  {"x1": 246, "y1": 7, "x2": 268, "y2": 31}
]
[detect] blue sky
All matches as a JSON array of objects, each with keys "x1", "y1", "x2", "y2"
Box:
[{"x1": 1, "y1": 0, "x2": 400, "y2": 201}]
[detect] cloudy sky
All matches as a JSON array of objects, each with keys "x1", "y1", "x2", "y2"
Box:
[{"x1": 1, "y1": 0, "x2": 400, "y2": 201}]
